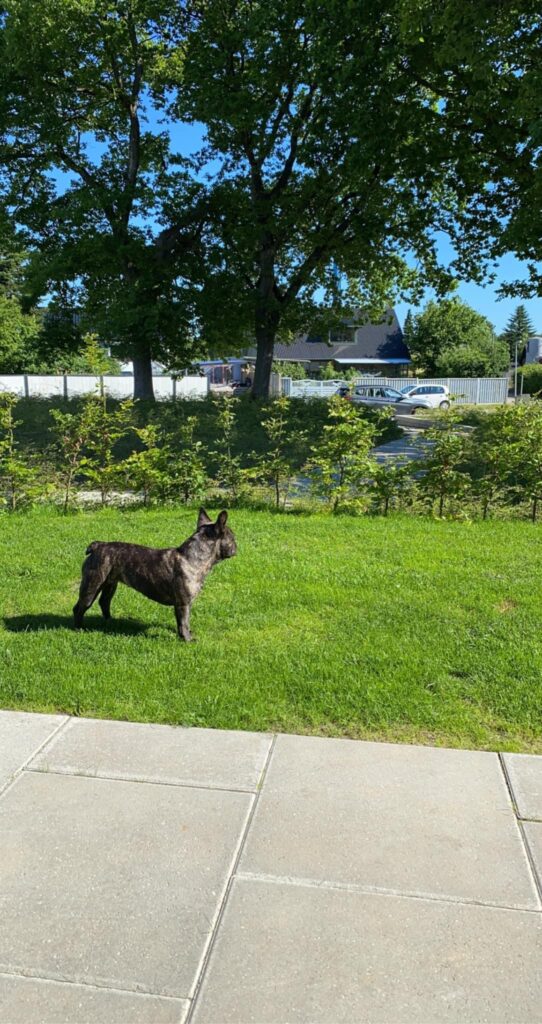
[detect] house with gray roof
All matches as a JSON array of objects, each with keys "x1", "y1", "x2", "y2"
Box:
[{"x1": 246, "y1": 309, "x2": 410, "y2": 376}]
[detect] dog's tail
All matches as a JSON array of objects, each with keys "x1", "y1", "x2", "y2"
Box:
[{"x1": 85, "y1": 541, "x2": 101, "y2": 555}]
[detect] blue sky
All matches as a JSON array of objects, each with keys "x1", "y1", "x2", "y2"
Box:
[{"x1": 394, "y1": 246, "x2": 542, "y2": 336}]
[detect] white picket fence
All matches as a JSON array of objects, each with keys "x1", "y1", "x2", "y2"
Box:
[
  {"x1": 281, "y1": 375, "x2": 509, "y2": 405},
  {"x1": 281, "y1": 378, "x2": 346, "y2": 399},
  {"x1": 0, "y1": 374, "x2": 209, "y2": 401},
  {"x1": 0, "y1": 370, "x2": 508, "y2": 405}
]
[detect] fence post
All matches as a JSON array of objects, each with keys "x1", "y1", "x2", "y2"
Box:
[
  {"x1": 63, "y1": 374, "x2": 68, "y2": 400},
  {"x1": 475, "y1": 379, "x2": 480, "y2": 405},
  {"x1": 172, "y1": 377, "x2": 177, "y2": 401},
  {"x1": 23, "y1": 374, "x2": 29, "y2": 398}
]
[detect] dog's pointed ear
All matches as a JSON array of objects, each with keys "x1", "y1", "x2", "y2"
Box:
[
  {"x1": 197, "y1": 508, "x2": 212, "y2": 529},
  {"x1": 216, "y1": 510, "x2": 228, "y2": 535}
]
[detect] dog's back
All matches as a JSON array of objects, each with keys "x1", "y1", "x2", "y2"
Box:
[{"x1": 82, "y1": 541, "x2": 180, "y2": 605}]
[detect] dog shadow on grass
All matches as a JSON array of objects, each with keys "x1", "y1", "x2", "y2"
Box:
[{"x1": 3, "y1": 613, "x2": 151, "y2": 636}]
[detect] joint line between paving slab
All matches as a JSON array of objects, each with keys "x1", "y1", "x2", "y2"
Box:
[
  {"x1": 516, "y1": 820, "x2": 542, "y2": 908},
  {"x1": 0, "y1": 715, "x2": 70, "y2": 801},
  {"x1": 498, "y1": 752, "x2": 542, "y2": 908},
  {"x1": 235, "y1": 870, "x2": 542, "y2": 915},
  {"x1": 185, "y1": 733, "x2": 278, "y2": 1024},
  {"x1": 0, "y1": 966, "x2": 188, "y2": 1002},
  {"x1": 23, "y1": 766, "x2": 257, "y2": 795}
]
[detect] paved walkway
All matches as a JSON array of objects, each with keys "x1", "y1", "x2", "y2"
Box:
[
  {"x1": 0, "y1": 712, "x2": 541, "y2": 1024},
  {"x1": 371, "y1": 428, "x2": 433, "y2": 465}
]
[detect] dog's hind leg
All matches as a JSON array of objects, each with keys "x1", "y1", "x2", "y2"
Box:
[{"x1": 99, "y1": 581, "x2": 117, "y2": 621}]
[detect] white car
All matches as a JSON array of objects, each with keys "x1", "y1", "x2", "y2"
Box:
[{"x1": 400, "y1": 384, "x2": 450, "y2": 409}]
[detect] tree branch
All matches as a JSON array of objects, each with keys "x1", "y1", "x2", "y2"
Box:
[
  {"x1": 104, "y1": 11, "x2": 144, "y2": 223},
  {"x1": 240, "y1": 131, "x2": 265, "y2": 201},
  {"x1": 124, "y1": 10, "x2": 143, "y2": 198},
  {"x1": 127, "y1": 10, "x2": 144, "y2": 106},
  {"x1": 262, "y1": 81, "x2": 294, "y2": 156},
  {"x1": 269, "y1": 83, "x2": 317, "y2": 198},
  {"x1": 107, "y1": 45, "x2": 128, "y2": 106},
  {"x1": 282, "y1": 164, "x2": 383, "y2": 304},
  {"x1": 54, "y1": 146, "x2": 118, "y2": 229}
]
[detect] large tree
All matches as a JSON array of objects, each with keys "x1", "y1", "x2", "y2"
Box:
[
  {"x1": 174, "y1": 0, "x2": 536, "y2": 395},
  {"x1": 175, "y1": 0, "x2": 490, "y2": 397},
  {"x1": 0, "y1": 0, "x2": 208, "y2": 399},
  {"x1": 408, "y1": 298, "x2": 508, "y2": 377}
]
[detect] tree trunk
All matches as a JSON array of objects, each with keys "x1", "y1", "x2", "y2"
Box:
[
  {"x1": 252, "y1": 323, "x2": 278, "y2": 399},
  {"x1": 251, "y1": 227, "x2": 280, "y2": 399},
  {"x1": 132, "y1": 347, "x2": 155, "y2": 401}
]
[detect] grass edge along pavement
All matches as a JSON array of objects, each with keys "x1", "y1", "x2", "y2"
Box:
[{"x1": 1, "y1": 506, "x2": 541, "y2": 754}]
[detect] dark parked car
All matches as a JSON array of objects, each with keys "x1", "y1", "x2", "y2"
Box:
[{"x1": 344, "y1": 385, "x2": 435, "y2": 414}]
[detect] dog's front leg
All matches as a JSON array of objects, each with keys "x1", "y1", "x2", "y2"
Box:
[{"x1": 175, "y1": 603, "x2": 194, "y2": 642}]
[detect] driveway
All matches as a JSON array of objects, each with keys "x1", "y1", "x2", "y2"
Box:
[{"x1": 371, "y1": 427, "x2": 433, "y2": 465}]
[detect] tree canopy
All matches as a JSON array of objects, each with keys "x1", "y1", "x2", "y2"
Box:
[
  {"x1": 408, "y1": 299, "x2": 509, "y2": 378},
  {"x1": 175, "y1": 0, "x2": 492, "y2": 395},
  {"x1": 0, "y1": 0, "x2": 539, "y2": 397},
  {"x1": 0, "y1": 0, "x2": 208, "y2": 398},
  {"x1": 173, "y1": 0, "x2": 542, "y2": 395},
  {"x1": 402, "y1": 1, "x2": 542, "y2": 298},
  {"x1": 0, "y1": 294, "x2": 41, "y2": 373}
]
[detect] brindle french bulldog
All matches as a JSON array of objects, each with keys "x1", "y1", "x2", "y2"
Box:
[{"x1": 73, "y1": 508, "x2": 236, "y2": 640}]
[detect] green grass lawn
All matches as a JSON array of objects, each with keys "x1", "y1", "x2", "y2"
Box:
[{"x1": 1, "y1": 506, "x2": 541, "y2": 752}]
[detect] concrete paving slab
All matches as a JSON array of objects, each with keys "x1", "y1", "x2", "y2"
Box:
[
  {"x1": 503, "y1": 753, "x2": 542, "y2": 820},
  {"x1": 0, "y1": 710, "x2": 66, "y2": 794},
  {"x1": 192, "y1": 877, "x2": 542, "y2": 1024},
  {"x1": 240, "y1": 734, "x2": 539, "y2": 909},
  {"x1": 30, "y1": 716, "x2": 272, "y2": 792},
  {"x1": 0, "y1": 974, "x2": 188, "y2": 1024},
  {"x1": 524, "y1": 822, "x2": 542, "y2": 892},
  {"x1": 0, "y1": 771, "x2": 252, "y2": 998}
]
